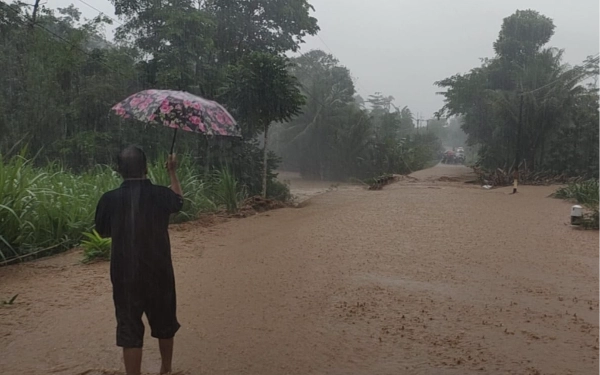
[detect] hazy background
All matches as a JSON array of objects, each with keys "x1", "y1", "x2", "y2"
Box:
[{"x1": 56, "y1": 0, "x2": 599, "y2": 118}]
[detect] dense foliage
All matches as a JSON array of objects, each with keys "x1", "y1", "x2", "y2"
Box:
[{"x1": 435, "y1": 9, "x2": 599, "y2": 177}]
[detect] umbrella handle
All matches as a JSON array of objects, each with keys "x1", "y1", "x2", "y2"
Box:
[{"x1": 169, "y1": 128, "x2": 178, "y2": 155}]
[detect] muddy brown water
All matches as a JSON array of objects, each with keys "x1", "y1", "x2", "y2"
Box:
[{"x1": 1, "y1": 164, "x2": 598, "y2": 375}]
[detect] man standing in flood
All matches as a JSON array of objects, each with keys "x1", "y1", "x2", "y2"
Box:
[{"x1": 95, "y1": 146, "x2": 183, "y2": 375}]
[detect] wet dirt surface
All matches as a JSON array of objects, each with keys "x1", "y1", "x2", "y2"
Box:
[{"x1": 1, "y1": 164, "x2": 598, "y2": 375}]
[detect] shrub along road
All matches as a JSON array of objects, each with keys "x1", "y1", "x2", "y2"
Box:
[{"x1": 0, "y1": 165, "x2": 598, "y2": 375}]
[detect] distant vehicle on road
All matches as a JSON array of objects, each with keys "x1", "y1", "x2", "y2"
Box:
[
  {"x1": 442, "y1": 150, "x2": 456, "y2": 164},
  {"x1": 442, "y1": 148, "x2": 465, "y2": 165}
]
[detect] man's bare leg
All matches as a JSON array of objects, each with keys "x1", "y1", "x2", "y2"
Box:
[
  {"x1": 159, "y1": 338, "x2": 174, "y2": 374},
  {"x1": 123, "y1": 348, "x2": 143, "y2": 375}
]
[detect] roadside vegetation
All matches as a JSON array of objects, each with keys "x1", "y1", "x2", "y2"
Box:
[
  {"x1": 553, "y1": 180, "x2": 599, "y2": 205},
  {"x1": 0, "y1": 152, "x2": 252, "y2": 263},
  {"x1": 552, "y1": 180, "x2": 599, "y2": 229}
]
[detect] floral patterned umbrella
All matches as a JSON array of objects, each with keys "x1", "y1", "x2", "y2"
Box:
[{"x1": 111, "y1": 89, "x2": 241, "y2": 153}]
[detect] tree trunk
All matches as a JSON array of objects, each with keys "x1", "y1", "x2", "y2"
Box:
[
  {"x1": 30, "y1": 0, "x2": 41, "y2": 29},
  {"x1": 262, "y1": 124, "x2": 269, "y2": 198}
]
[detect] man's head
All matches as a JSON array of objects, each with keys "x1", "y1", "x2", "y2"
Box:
[{"x1": 117, "y1": 146, "x2": 147, "y2": 179}]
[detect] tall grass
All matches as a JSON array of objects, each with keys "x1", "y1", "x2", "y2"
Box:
[
  {"x1": 0, "y1": 153, "x2": 245, "y2": 263},
  {"x1": 0, "y1": 153, "x2": 118, "y2": 262},
  {"x1": 552, "y1": 179, "x2": 599, "y2": 206},
  {"x1": 210, "y1": 169, "x2": 246, "y2": 213},
  {"x1": 146, "y1": 155, "x2": 217, "y2": 222}
]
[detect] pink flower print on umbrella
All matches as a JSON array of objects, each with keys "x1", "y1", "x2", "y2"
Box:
[
  {"x1": 129, "y1": 96, "x2": 145, "y2": 108},
  {"x1": 137, "y1": 98, "x2": 153, "y2": 112},
  {"x1": 189, "y1": 116, "x2": 202, "y2": 126},
  {"x1": 215, "y1": 111, "x2": 230, "y2": 126},
  {"x1": 160, "y1": 101, "x2": 172, "y2": 114}
]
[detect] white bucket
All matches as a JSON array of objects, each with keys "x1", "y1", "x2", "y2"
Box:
[{"x1": 571, "y1": 205, "x2": 583, "y2": 225}]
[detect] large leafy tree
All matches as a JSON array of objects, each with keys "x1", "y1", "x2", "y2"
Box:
[
  {"x1": 111, "y1": 0, "x2": 319, "y2": 93},
  {"x1": 221, "y1": 52, "x2": 305, "y2": 197},
  {"x1": 111, "y1": 0, "x2": 215, "y2": 93}
]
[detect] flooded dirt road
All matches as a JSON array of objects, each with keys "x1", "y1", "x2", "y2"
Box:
[{"x1": 1, "y1": 165, "x2": 598, "y2": 375}]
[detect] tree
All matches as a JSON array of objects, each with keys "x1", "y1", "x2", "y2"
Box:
[
  {"x1": 203, "y1": 0, "x2": 319, "y2": 64},
  {"x1": 0, "y1": 2, "x2": 140, "y2": 166},
  {"x1": 221, "y1": 52, "x2": 305, "y2": 197},
  {"x1": 273, "y1": 50, "x2": 356, "y2": 179},
  {"x1": 436, "y1": 9, "x2": 599, "y2": 177},
  {"x1": 494, "y1": 9, "x2": 555, "y2": 65},
  {"x1": 111, "y1": 0, "x2": 215, "y2": 93}
]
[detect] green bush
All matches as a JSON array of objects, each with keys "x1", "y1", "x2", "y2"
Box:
[
  {"x1": 267, "y1": 178, "x2": 291, "y2": 202},
  {"x1": 81, "y1": 230, "x2": 112, "y2": 264}
]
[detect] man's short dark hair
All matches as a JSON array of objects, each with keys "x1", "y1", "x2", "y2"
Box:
[{"x1": 117, "y1": 146, "x2": 147, "y2": 179}]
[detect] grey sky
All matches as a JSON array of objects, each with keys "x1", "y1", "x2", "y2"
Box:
[{"x1": 58, "y1": 0, "x2": 599, "y2": 118}]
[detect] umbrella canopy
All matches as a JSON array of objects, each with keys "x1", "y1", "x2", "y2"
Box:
[{"x1": 111, "y1": 90, "x2": 241, "y2": 138}]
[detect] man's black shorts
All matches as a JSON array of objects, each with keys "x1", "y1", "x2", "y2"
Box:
[{"x1": 113, "y1": 282, "x2": 180, "y2": 348}]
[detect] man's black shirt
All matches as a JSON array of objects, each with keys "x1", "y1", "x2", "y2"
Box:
[{"x1": 95, "y1": 179, "x2": 183, "y2": 287}]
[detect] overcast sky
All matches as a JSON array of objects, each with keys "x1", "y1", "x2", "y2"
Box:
[{"x1": 57, "y1": 0, "x2": 599, "y2": 119}]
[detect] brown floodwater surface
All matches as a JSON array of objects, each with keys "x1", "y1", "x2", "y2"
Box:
[{"x1": 0, "y1": 165, "x2": 597, "y2": 375}]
